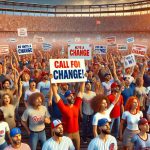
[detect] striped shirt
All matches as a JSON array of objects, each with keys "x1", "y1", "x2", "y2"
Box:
[
  {"x1": 88, "y1": 135, "x2": 117, "y2": 150},
  {"x1": 42, "y1": 136, "x2": 75, "y2": 150}
]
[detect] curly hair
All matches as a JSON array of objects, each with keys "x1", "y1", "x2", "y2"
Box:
[
  {"x1": 125, "y1": 96, "x2": 140, "y2": 112},
  {"x1": 90, "y1": 94, "x2": 110, "y2": 112},
  {"x1": 28, "y1": 92, "x2": 45, "y2": 106},
  {"x1": 1, "y1": 93, "x2": 13, "y2": 105}
]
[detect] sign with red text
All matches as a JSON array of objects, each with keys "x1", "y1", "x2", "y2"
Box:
[
  {"x1": 17, "y1": 28, "x2": 27, "y2": 37},
  {"x1": 49, "y1": 59, "x2": 87, "y2": 83},
  {"x1": 68, "y1": 44, "x2": 92, "y2": 60},
  {"x1": 117, "y1": 44, "x2": 128, "y2": 51},
  {"x1": 106, "y1": 36, "x2": 116, "y2": 45},
  {"x1": 0, "y1": 45, "x2": 9, "y2": 55},
  {"x1": 132, "y1": 44, "x2": 147, "y2": 56},
  {"x1": 124, "y1": 54, "x2": 136, "y2": 68}
]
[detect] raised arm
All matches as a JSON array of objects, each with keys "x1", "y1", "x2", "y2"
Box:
[{"x1": 77, "y1": 82, "x2": 85, "y2": 98}]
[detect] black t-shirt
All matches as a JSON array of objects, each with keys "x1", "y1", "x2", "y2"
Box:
[{"x1": 0, "y1": 74, "x2": 6, "y2": 89}]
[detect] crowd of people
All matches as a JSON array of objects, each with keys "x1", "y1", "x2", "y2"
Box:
[{"x1": 0, "y1": 49, "x2": 150, "y2": 150}]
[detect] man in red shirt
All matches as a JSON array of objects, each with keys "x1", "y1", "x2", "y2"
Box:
[
  {"x1": 108, "y1": 82, "x2": 124, "y2": 139},
  {"x1": 51, "y1": 82, "x2": 85, "y2": 150}
]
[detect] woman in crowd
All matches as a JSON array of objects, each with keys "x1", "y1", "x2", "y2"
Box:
[
  {"x1": 0, "y1": 80, "x2": 22, "y2": 129},
  {"x1": 0, "y1": 110, "x2": 11, "y2": 150},
  {"x1": 91, "y1": 91, "x2": 121, "y2": 137},
  {"x1": 119, "y1": 96, "x2": 143, "y2": 150}
]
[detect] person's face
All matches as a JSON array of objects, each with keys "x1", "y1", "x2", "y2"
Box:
[
  {"x1": 140, "y1": 123, "x2": 149, "y2": 132},
  {"x1": 126, "y1": 68, "x2": 131, "y2": 74},
  {"x1": 43, "y1": 74, "x2": 48, "y2": 80},
  {"x1": 100, "y1": 122, "x2": 111, "y2": 134},
  {"x1": 100, "y1": 99, "x2": 108, "y2": 110},
  {"x1": 12, "y1": 134, "x2": 22, "y2": 145},
  {"x1": 88, "y1": 71, "x2": 93, "y2": 78},
  {"x1": 54, "y1": 124, "x2": 63, "y2": 137},
  {"x1": 124, "y1": 78, "x2": 130, "y2": 86},
  {"x1": 131, "y1": 99, "x2": 138, "y2": 109},
  {"x1": 30, "y1": 82, "x2": 36, "y2": 88},
  {"x1": 35, "y1": 96, "x2": 42, "y2": 107},
  {"x1": 61, "y1": 84, "x2": 68, "y2": 91},
  {"x1": 42, "y1": 62, "x2": 46, "y2": 67},
  {"x1": 85, "y1": 83, "x2": 91, "y2": 91},
  {"x1": 66, "y1": 94, "x2": 74, "y2": 104},
  {"x1": 105, "y1": 75, "x2": 111, "y2": 81},
  {"x1": 33, "y1": 58, "x2": 37, "y2": 63},
  {"x1": 3, "y1": 95, "x2": 11, "y2": 105},
  {"x1": 112, "y1": 86, "x2": 120, "y2": 93},
  {"x1": 3, "y1": 81, "x2": 10, "y2": 89},
  {"x1": 23, "y1": 73, "x2": 30, "y2": 81}
]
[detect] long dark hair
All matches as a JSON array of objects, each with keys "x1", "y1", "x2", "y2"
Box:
[{"x1": 0, "y1": 110, "x2": 5, "y2": 121}]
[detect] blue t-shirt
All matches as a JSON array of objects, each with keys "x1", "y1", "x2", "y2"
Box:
[
  {"x1": 131, "y1": 134, "x2": 150, "y2": 150},
  {"x1": 122, "y1": 83, "x2": 135, "y2": 105}
]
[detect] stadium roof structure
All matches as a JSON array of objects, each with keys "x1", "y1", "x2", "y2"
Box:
[{"x1": 0, "y1": 0, "x2": 150, "y2": 16}]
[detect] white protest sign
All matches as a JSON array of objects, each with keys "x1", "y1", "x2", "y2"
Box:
[
  {"x1": 42, "y1": 43, "x2": 52, "y2": 51},
  {"x1": 75, "y1": 37, "x2": 80, "y2": 42},
  {"x1": 33, "y1": 35, "x2": 45, "y2": 43},
  {"x1": 117, "y1": 44, "x2": 128, "y2": 51},
  {"x1": 127, "y1": 37, "x2": 134, "y2": 43},
  {"x1": 7, "y1": 38, "x2": 17, "y2": 43},
  {"x1": 132, "y1": 44, "x2": 147, "y2": 56},
  {"x1": 106, "y1": 36, "x2": 116, "y2": 45},
  {"x1": 94, "y1": 45, "x2": 107, "y2": 54},
  {"x1": 49, "y1": 59, "x2": 87, "y2": 83},
  {"x1": 17, "y1": 28, "x2": 27, "y2": 37},
  {"x1": 17, "y1": 44, "x2": 33, "y2": 55},
  {"x1": 68, "y1": 44, "x2": 92, "y2": 60},
  {"x1": 0, "y1": 45, "x2": 9, "y2": 55},
  {"x1": 124, "y1": 54, "x2": 136, "y2": 68}
]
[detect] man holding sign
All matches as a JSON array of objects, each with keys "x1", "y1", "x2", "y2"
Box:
[{"x1": 50, "y1": 75, "x2": 85, "y2": 150}]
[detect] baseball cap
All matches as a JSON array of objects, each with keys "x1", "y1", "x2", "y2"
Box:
[
  {"x1": 98, "y1": 118, "x2": 109, "y2": 127},
  {"x1": 10, "y1": 128, "x2": 21, "y2": 137},
  {"x1": 86, "y1": 80, "x2": 92, "y2": 84},
  {"x1": 104, "y1": 73, "x2": 111, "y2": 78},
  {"x1": 41, "y1": 71, "x2": 49, "y2": 76},
  {"x1": 29, "y1": 78, "x2": 36, "y2": 84},
  {"x1": 111, "y1": 82, "x2": 119, "y2": 89},
  {"x1": 138, "y1": 118, "x2": 149, "y2": 126},
  {"x1": 64, "y1": 90, "x2": 74, "y2": 97},
  {"x1": 51, "y1": 119, "x2": 62, "y2": 129}
]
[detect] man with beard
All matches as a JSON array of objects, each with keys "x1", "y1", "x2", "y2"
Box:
[
  {"x1": 81, "y1": 80, "x2": 96, "y2": 143},
  {"x1": 51, "y1": 81, "x2": 85, "y2": 150},
  {"x1": 21, "y1": 92, "x2": 50, "y2": 150},
  {"x1": 42, "y1": 119, "x2": 75, "y2": 150},
  {"x1": 108, "y1": 82, "x2": 124, "y2": 139},
  {"x1": 4, "y1": 127, "x2": 30, "y2": 150},
  {"x1": 88, "y1": 118, "x2": 118, "y2": 150},
  {"x1": 37, "y1": 72, "x2": 51, "y2": 107}
]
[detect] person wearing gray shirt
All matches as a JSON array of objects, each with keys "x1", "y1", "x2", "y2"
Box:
[{"x1": 21, "y1": 92, "x2": 51, "y2": 150}]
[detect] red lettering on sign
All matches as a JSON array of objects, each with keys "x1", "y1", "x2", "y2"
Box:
[{"x1": 70, "y1": 49, "x2": 89, "y2": 56}]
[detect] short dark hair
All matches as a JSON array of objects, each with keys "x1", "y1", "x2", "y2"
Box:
[
  {"x1": 2, "y1": 79, "x2": 11, "y2": 86},
  {"x1": 0, "y1": 110, "x2": 5, "y2": 121},
  {"x1": 28, "y1": 92, "x2": 45, "y2": 106}
]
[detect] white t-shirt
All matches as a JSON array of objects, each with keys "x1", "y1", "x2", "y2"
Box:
[
  {"x1": 24, "y1": 89, "x2": 40, "y2": 101},
  {"x1": 88, "y1": 135, "x2": 117, "y2": 150},
  {"x1": 122, "y1": 111, "x2": 143, "y2": 130},
  {"x1": 22, "y1": 81, "x2": 29, "y2": 92},
  {"x1": 82, "y1": 91, "x2": 96, "y2": 115},
  {"x1": 102, "y1": 79, "x2": 114, "y2": 96},
  {"x1": 92, "y1": 104, "x2": 114, "y2": 125},
  {"x1": 42, "y1": 136, "x2": 75, "y2": 150},
  {"x1": 4, "y1": 143, "x2": 31, "y2": 150},
  {"x1": 0, "y1": 121, "x2": 9, "y2": 145}
]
